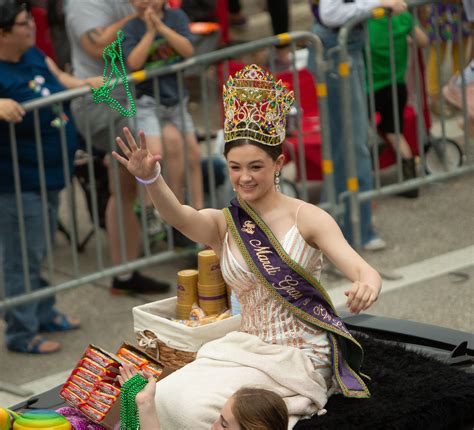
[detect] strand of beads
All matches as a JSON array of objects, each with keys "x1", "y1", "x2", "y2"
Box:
[
  {"x1": 120, "y1": 373, "x2": 148, "y2": 430},
  {"x1": 91, "y1": 30, "x2": 137, "y2": 118}
]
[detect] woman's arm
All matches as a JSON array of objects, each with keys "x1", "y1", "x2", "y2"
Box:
[
  {"x1": 80, "y1": 14, "x2": 138, "y2": 60},
  {"x1": 299, "y1": 204, "x2": 382, "y2": 314},
  {"x1": 112, "y1": 128, "x2": 224, "y2": 250},
  {"x1": 45, "y1": 57, "x2": 103, "y2": 89},
  {"x1": 319, "y1": 0, "x2": 407, "y2": 28}
]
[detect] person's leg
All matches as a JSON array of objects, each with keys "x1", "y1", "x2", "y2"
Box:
[
  {"x1": 37, "y1": 190, "x2": 80, "y2": 329},
  {"x1": 348, "y1": 48, "x2": 378, "y2": 246},
  {"x1": 161, "y1": 123, "x2": 186, "y2": 203},
  {"x1": 426, "y1": 43, "x2": 447, "y2": 98},
  {"x1": 1, "y1": 192, "x2": 60, "y2": 353},
  {"x1": 228, "y1": 0, "x2": 246, "y2": 26},
  {"x1": 228, "y1": 0, "x2": 241, "y2": 14},
  {"x1": 106, "y1": 159, "x2": 141, "y2": 265},
  {"x1": 164, "y1": 102, "x2": 204, "y2": 209},
  {"x1": 135, "y1": 95, "x2": 165, "y2": 235},
  {"x1": 71, "y1": 94, "x2": 170, "y2": 292},
  {"x1": 427, "y1": 42, "x2": 455, "y2": 116},
  {"x1": 376, "y1": 84, "x2": 413, "y2": 159},
  {"x1": 184, "y1": 132, "x2": 205, "y2": 210},
  {"x1": 266, "y1": 0, "x2": 289, "y2": 35},
  {"x1": 311, "y1": 24, "x2": 349, "y2": 235}
]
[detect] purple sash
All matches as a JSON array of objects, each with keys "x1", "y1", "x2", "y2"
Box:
[{"x1": 223, "y1": 197, "x2": 370, "y2": 398}]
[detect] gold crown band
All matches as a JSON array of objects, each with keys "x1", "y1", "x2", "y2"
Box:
[{"x1": 223, "y1": 64, "x2": 295, "y2": 146}]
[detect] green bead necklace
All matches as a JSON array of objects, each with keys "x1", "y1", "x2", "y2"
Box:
[
  {"x1": 120, "y1": 373, "x2": 148, "y2": 430},
  {"x1": 91, "y1": 30, "x2": 137, "y2": 118}
]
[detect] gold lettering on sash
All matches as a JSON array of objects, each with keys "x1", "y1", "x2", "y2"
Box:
[
  {"x1": 241, "y1": 220, "x2": 256, "y2": 234},
  {"x1": 272, "y1": 275, "x2": 304, "y2": 300},
  {"x1": 313, "y1": 304, "x2": 332, "y2": 322},
  {"x1": 249, "y1": 239, "x2": 281, "y2": 275}
]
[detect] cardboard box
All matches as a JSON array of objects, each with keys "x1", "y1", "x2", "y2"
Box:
[{"x1": 61, "y1": 343, "x2": 173, "y2": 429}]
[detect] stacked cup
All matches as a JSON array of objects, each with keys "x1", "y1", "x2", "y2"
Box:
[
  {"x1": 176, "y1": 269, "x2": 199, "y2": 319},
  {"x1": 197, "y1": 250, "x2": 227, "y2": 315}
]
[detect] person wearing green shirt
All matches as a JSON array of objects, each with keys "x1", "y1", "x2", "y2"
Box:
[{"x1": 366, "y1": 12, "x2": 428, "y2": 198}]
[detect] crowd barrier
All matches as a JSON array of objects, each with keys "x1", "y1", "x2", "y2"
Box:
[
  {"x1": 1, "y1": 0, "x2": 472, "y2": 392},
  {"x1": 0, "y1": 31, "x2": 332, "y2": 317},
  {"x1": 337, "y1": 0, "x2": 473, "y2": 249}
]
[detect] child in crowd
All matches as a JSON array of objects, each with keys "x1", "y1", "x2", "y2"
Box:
[
  {"x1": 122, "y1": 0, "x2": 204, "y2": 243},
  {"x1": 366, "y1": 11, "x2": 429, "y2": 198},
  {"x1": 118, "y1": 363, "x2": 289, "y2": 430}
]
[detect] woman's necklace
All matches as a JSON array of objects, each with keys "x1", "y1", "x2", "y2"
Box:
[{"x1": 120, "y1": 373, "x2": 148, "y2": 429}]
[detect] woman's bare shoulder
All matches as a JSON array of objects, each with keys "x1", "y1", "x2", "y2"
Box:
[{"x1": 292, "y1": 200, "x2": 337, "y2": 242}]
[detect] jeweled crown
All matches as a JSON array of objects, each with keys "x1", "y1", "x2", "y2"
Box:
[{"x1": 223, "y1": 64, "x2": 294, "y2": 146}]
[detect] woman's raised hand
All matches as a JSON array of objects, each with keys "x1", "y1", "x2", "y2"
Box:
[{"x1": 112, "y1": 127, "x2": 162, "y2": 181}]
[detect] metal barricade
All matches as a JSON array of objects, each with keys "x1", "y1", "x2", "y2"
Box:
[
  {"x1": 335, "y1": 0, "x2": 473, "y2": 250},
  {"x1": 0, "y1": 31, "x2": 336, "y2": 395}
]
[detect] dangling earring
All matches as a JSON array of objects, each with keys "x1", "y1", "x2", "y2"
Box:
[{"x1": 274, "y1": 171, "x2": 281, "y2": 192}]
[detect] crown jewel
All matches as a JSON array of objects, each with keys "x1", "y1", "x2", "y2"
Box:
[{"x1": 223, "y1": 64, "x2": 294, "y2": 146}]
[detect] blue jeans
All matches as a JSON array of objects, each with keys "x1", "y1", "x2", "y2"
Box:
[
  {"x1": 0, "y1": 191, "x2": 60, "y2": 351},
  {"x1": 308, "y1": 23, "x2": 376, "y2": 246}
]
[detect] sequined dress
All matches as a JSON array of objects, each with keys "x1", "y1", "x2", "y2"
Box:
[{"x1": 220, "y1": 221, "x2": 336, "y2": 388}]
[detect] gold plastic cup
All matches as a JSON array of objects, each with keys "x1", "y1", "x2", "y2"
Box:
[
  {"x1": 176, "y1": 303, "x2": 193, "y2": 320},
  {"x1": 177, "y1": 269, "x2": 198, "y2": 305},
  {"x1": 198, "y1": 250, "x2": 224, "y2": 285}
]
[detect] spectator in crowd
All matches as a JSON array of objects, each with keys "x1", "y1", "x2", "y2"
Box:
[
  {"x1": 66, "y1": 0, "x2": 171, "y2": 294},
  {"x1": 365, "y1": 11, "x2": 429, "y2": 198},
  {"x1": 0, "y1": 0, "x2": 96, "y2": 354},
  {"x1": 442, "y1": 0, "x2": 474, "y2": 135},
  {"x1": 29, "y1": 0, "x2": 55, "y2": 59},
  {"x1": 122, "y1": 0, "x2": 205, "y2": 245},
  {"x1": 308, "y1": 0, "x2": 408, "y2": 251},
  {"x1": 228, "y1": 0, "x2": 290, "y2": 67},
  {"x1": 228, "y1": 0, "x2": 288, "y2": 36},
  {"x1": 424, "y1": 1, "x2": 471, "y2": 117},
  {"x1": 181, "y1": 0, "x2": 217, "y2": 22},
  {"x1": 118, "y1": 363, "x2": 289, "y2": 430},
  {"x1": 180, "y1": 0, "x2": 221, "y2": 65},
  {"x1": 47, "y1": 0, "x2": 70, "y2": 71}
]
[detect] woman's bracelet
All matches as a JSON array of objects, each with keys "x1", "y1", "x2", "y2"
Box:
[{"x1": 135, "y1": 162, "x2": 161, "y2": 185}]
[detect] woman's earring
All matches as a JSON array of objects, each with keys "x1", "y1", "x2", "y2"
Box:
[{"x1": 274, "y1": 171, "x2": 281, "y2": 192}]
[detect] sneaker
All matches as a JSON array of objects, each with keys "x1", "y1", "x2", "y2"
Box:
[
  {"x1": 111, "y1": 271, "x2": 170, "y2": 295},
  {"x1": 362, "y1": 237, "x2": 387, "y2": 252}
]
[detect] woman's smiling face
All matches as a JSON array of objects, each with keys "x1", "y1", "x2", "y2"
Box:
[{"x1": 226, "y1": 144, "x2": 283, "y2": 202}]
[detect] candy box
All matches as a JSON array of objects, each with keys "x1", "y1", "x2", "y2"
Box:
[{"x1": 60, "y1": 344, "x2": 173, "y2": 429}]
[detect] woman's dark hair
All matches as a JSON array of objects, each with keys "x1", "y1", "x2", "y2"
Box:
[
  {"x1": 0, "y1": 0, "x2": 29, "y2": 31},
  {"x1": 223, "y1": 139, "x2": 282, "y2": 162},
  {"x1": 232, "y1": 387, "x2": 289, "y2": 430}
]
